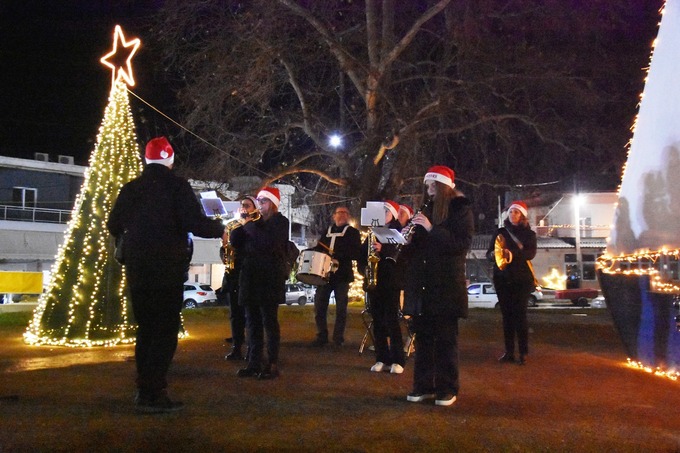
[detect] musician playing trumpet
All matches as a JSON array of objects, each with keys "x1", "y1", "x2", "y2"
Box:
[
  {"x1": 486, "y1": 201, "x2": 537, "y2": 366},
  {"x1": 231, "y1": 187, "x2": 290, "y2": 380},
  {"x1": 358, "y1": 200, "x2": 406, "y2": 374},
  {"x1": 221, "y1": 195, "x2": 258, "y2": 361}
]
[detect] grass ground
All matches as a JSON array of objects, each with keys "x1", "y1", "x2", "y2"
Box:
[{"x1": 1, "y1": 305, "x2": 679, "y2": 452}]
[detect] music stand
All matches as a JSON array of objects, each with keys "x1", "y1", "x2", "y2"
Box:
[
  {"x1": 200, "y1": 198, "x2": 227, "y2": 218},
  {"x1": 359, "y1": 291, "x2": 375, "y2": 355}
]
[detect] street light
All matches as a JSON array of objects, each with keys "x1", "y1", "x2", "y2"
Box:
[
  {"x1": 328, "y1": 133, "x2": 343, "y2": 149},
  {"x1": 573, "y1": 194, "x2": 584, "y2": 286}
]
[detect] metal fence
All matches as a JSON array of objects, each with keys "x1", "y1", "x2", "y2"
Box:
[{"x1": 0, "y1": 205, "x2": 71, "y2": 224}]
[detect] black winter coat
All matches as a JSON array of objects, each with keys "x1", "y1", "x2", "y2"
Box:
[
  {"x1": 400, "y1": 196, "x2": 474, "y2": 319},
  {"x1": 486, "y1": 219, "x2": 537, "y2": 295},
  {"x1": 231, "y1": 212, "x2": 290, "y2": 306},
  {"x1": 107, "y1": 164, "x2": 224, "y2": 263}
]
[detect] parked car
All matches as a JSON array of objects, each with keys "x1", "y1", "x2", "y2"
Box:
[
  {"x1": 183, "y1": 282, "x2": 217, "y2": 308},
  {"x1": 467, "y1": 282, "x2": 543, "y2": 308},
  {"x1": 284, "y1": 283, "x2": 314, "y2": 306},
  {"x1": 590, "y1": 295, "x2": 607, "y2": 308}
]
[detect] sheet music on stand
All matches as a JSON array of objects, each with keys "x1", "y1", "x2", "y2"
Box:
[
  {"x1": 200, "y1": 198, "x2": 227, "y2": 217},
  {"x1": 199, "y1": 191, "x2": 241, "y2": 218},
  {"x1": 371, "y1": 227, "x2": 406, "y2": 245}
]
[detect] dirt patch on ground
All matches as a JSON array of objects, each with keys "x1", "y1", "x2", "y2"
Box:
[{"x1": 0, "y1": 306, "x2": 678, "y2": 452}]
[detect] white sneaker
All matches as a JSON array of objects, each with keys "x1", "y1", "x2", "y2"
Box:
[
  {"x1": 435, "y1": 393, "x2": 457, "y2": 406},
  {"x1": 390, "y1": 363, "x2": 404, "y2": 374},
  {"x1": 370, "y1": 362, "x2": 385, "y2": 372}
]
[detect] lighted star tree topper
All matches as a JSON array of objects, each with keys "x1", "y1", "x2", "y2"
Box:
[{"x1": 25, "y1": 26, "x2": 144, "y2": 347}]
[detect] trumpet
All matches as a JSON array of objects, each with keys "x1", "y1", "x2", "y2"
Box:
[
  {"x1": 220, "y1": 210, "x2": 261, "y2": 273},
  {"x1": 365, "y1": 228, "x2": 380, "y2": 290}
]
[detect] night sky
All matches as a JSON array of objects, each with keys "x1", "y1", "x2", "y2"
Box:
[
  {"x1": 0, "y1": 1, "x2": 167, "y2": 165},
  {"x1": 0, "y1": 1, "x2": 667, "y2": 170}
]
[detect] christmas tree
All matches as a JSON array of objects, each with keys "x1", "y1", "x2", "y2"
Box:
[{"x1": 25, "y1": 27, "x2": 144, "y2": 347}]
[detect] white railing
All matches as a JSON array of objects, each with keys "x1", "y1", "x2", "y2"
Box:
[{"x1": 0, "y1": 205, "x2": 71, "y2": 224}]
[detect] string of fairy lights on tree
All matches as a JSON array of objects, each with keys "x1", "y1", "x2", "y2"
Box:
[{"x1": 24, "y1": 26, "x2": 147, "y2": 347}]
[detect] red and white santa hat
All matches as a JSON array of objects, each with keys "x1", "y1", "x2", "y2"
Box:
[
  {"x1": 507, "y1": 200, "x2": 528, "y2": 218},
  {"x1": 399, "y1": 204, "x2": 414, "y2": 218},
  {"x1": 145, "y1": 136, "x2": 175, "y2": 167},
  {"x1": 257, "y1": 187, "x2": 281, "y2": 208},
  {"x1": 423, "y1": 165, "x2": 455, "y2": 189},
  {"x1": 384, "y1": 200, "x2": 400, "y2": 220}
]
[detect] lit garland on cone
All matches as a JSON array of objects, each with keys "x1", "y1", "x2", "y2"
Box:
[{"x1": 24, "y1": 80, "x2": 143, "y2": 347}]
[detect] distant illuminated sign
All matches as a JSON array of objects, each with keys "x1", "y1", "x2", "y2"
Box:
[{"x1": 100, "y1": 25, "x2": 141, "y2": 88}]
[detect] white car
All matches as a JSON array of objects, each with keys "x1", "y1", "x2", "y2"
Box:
[
  {"x1": 590, "y1": 295, "x2": 607, "y2": 308},
  {"x1": 284, "y1": 283, "x2": 315, "y2": 306},
  {"x1": 467, "y1": 282, "x2": 543, "y2": 308},
  {"x1": 183, "y1": 282, "x2": 217, "y2": 308}
]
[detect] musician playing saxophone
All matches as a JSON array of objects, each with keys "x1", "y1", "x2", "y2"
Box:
[
  {"x1": 400, "y1": 165, "x2": 474, "y2": 407},
  {"x1": 221, "y1": 195, "x2": 258, "y2": 361},
  {"x1": 485, "y1": 201, "x2": 537, "y2": 366},
  {"x1": 358, "y1": 200, "x2": 405, "y2": 374},
  {"x1": 311, "y1": 206, "x2": 362, "y2": 347}
]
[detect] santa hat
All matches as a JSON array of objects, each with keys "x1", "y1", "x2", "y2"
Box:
[
  {"x1": 145, "y1": 136, "x2": 175, "y2": 167},
  {"x1": 384, "y1": 200, "x2": 400, "y2": 220},
  {"x1": 507, "y1": 201, "x2": 528, "y2": 218},
  {"x1": 257, "y1": 187, "x2": 281, "y2": 208},
  {"x1": 242, "y1": 195, "x2": 258, "y2": 207},
  {"x1": 399, "y1": 204, "x2": 414, "y2": 218},
  {"x1": 423, "y1": 165, "x2": 455, "y2": 189}
]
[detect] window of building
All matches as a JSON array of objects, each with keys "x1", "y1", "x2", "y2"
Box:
[
  {"x1": 564, "y1": 253, "x2": 597, "y2": 281},
  {"x1": 12, "y1": 187, "x2": 37, "y2": 208}
]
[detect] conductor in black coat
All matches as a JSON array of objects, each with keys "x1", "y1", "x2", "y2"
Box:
[{"x1": 108, "y1": 137, "x2": 227, "y2": 412}]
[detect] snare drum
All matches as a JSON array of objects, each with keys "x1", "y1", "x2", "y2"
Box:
[{"x1": 295, "y1": 250, "x2": 333, "y2": 286}]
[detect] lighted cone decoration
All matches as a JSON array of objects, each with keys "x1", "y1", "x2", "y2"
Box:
[
  {"x1": 599, "y1": 0, "x2": 680, "y2": 376},
  {"x1": 24, "y1": 80, "x2": 142, "y2": 346}
]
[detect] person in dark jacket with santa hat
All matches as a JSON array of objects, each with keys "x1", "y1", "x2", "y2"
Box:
[
  {"x1": 400, "y1": 165, "x2": 474, "y2": 407},
  {"x1": 108, "y1": 137, "x2": 227, "y2": 413},
  {"x1": 358, "y1": 200, "x2": 406, "y2": 374},
  {"x1": 486, "y1": 201, "x2": 537, "y2": 365},
  {"x1": 231, "y1": 186, "x2": 290, "y2": 380}
]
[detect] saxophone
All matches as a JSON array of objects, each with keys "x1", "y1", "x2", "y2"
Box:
[
  {"x1": 221, "y1": 211, "x2": 261, "y2": 274},
  {"x1": 365, "y1": 228, "x2": 380, "y2": 290}
]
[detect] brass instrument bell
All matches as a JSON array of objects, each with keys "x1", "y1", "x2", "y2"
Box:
[{"x1": 494, "y1": 234, "x2": 512, "y2": 270}]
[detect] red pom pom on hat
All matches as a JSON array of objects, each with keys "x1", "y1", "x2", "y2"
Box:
[
  {"x1": 423, "y1": 165, "x2": 455, "y2": 189},
  {"x1": 145, "y1": 137, "x2": 175, "y2": 167}
]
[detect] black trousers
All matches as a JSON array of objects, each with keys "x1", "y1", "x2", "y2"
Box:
[
  {"x1": 226, "y1": 274, "x2": 246, "y2": 349},
  {"x1": 412, "y1": 316, "x2": 459, "y2": 395},
  {"x1": 245, "y1": 301, "x2": 280, "y2": 371},
  {"x1": 125, "y1": 258, "x2": 185, "y2": 399},
  {"x1": 314, "y1": 280, "x2": 350, "y2": 344},
  {"x1": 498, "y1": 288, "x2": 529, "y2": 356},
  {"x1": 368, "y1": 286, "x2": 405, "y2": 367}
]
